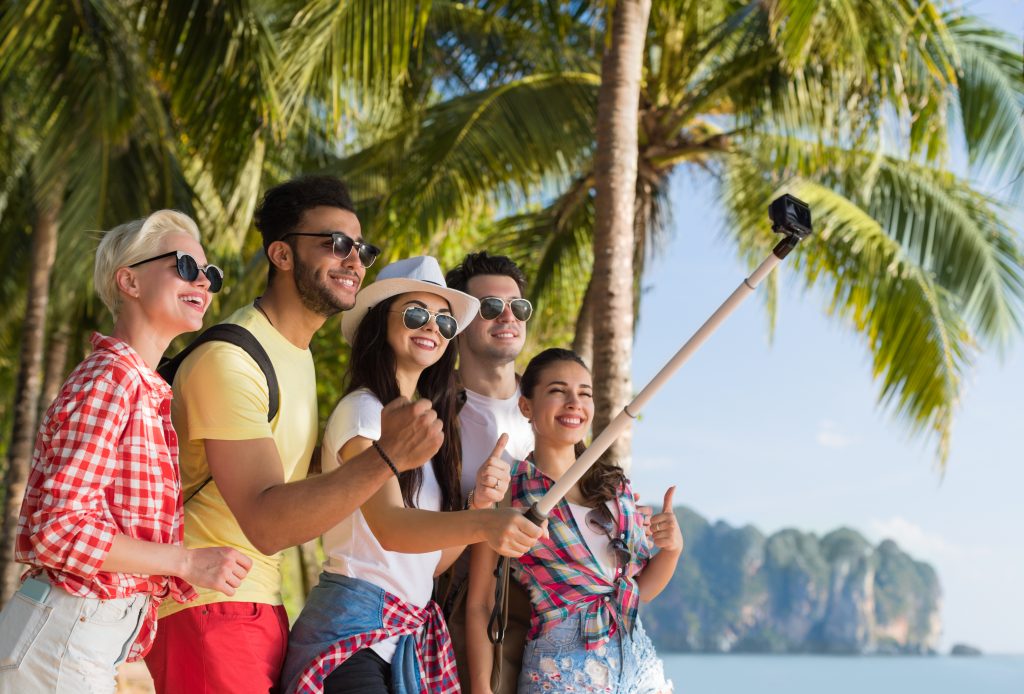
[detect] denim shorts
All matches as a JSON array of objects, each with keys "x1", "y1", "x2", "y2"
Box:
[
  {"x1": 0, "y1": 579, "x2": 148, "y2": 694},
  {"x1": 518, "y1": 610, "x2": 673, "y2": 693}
]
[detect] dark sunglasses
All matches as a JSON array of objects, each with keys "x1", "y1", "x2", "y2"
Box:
[
  {"x1": 284, "y1": 232, "x2": 382, "y2": 268},
  {"x1": 129, "y1": 251, "x2": 223, "y2": 293},
  {"x1": 479, "y1": 296, "x2": 533, "y2": 322},
  {"x1": 585, "y1": 504, "x2": 631, "y2": 571},
  {"x1": 392, "y1": 306, "x2": 458, "y2": 341}
]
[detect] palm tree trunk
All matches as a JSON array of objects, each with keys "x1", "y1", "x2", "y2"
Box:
[
  {"x1": 0, "y1": 191, "x2": 61, "y2": 605},
  {"x1": 572, "y1": 277, "x2": 596, "y2": 369},
  {"x1": 589, "y1": 0, "x2": 651, "y2": 471},
  {"x1": 39, "y1": 324, "x2": 71, "y2": 420}
]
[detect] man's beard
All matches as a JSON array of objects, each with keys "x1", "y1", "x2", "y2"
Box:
[
  {"x1": 293, "y1": 256, "x2": 355, "y2": 317},
  {"x1": 466, "y1": 330, "x2": 521, "y2": 365}
]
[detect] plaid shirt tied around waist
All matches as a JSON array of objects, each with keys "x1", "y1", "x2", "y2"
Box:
[
  {"x1": 511, "y1": 457, "x2": 651, "y2": 650},
  {"x1": 292, "y1": 577, "x2": 459, "y2": 694},
  {"x1": 15, "y1": 333, "x2": 196, "y2": 660}
]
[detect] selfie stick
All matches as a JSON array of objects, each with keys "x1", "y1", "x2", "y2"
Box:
[
  {"x1": 526, "y1": 194, "x2": 813, "y2": 523},
  {"x1": 487, "y1": 196, "x2": 813, "y2": 645}
]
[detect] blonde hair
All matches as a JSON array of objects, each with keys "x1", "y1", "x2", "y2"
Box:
[{"x1": 94, "y1": 210, "x2": 201, "y2": 318}]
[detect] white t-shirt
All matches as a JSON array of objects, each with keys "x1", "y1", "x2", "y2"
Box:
[
  {"x1": 320, "y1": 389, "x2": 442, "y2": 663},
  {"x1": 568, "y1": 501, "x2": 619, "y2": 581},
  {"x1": 458, "y1": 386, "x2": 534, "y2": 496}
]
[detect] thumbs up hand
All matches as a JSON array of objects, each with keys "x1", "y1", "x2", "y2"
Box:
[
  {"x1": 648, "y1": 485, "x2": 683, "y2": 555},
  {"x1": 471, "y1": 433, "x2": 511, "y2": 508}
]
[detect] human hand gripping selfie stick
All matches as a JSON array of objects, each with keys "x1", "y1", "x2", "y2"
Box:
[{"x1": 487, "y1": 194, "x2": 813, "y2": 647}]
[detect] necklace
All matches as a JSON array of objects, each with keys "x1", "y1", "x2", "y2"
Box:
[{"x1": 254, "y1": 296, "x2": 274, "y2": 327}]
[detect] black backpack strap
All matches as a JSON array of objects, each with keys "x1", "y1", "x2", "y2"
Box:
[
  {"x1": 159, "y1": 323, "x2": 280, "y2": 506},
  {"x1": 182, "y1": 477, "x2": 214, "y2": 506},
  {"x1": 158, "y1": 324, "x2": 279, "y2": 422}
]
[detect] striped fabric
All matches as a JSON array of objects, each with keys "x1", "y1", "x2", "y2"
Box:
[{"x1": 511, "y1": 457, "x2": 652, "y2": 650}]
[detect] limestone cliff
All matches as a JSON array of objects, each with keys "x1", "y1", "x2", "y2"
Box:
[{"x1": 640, "y1": 507, "x2": 941, "y2": 654}]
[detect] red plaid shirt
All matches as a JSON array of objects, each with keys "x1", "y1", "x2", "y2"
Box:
[
  {"x1": 511, "y1": 457, "x2": 651, "y2": 650},
  {"x1": 15, "y1": 333, "x2": 196, "y2": 660},
  {"x1": 294, "y1": 594, "x2": 459, "y2": 694}
]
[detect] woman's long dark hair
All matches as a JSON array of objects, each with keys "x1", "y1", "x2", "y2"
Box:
[
  {"x1": 520, "y1": 348, "x2": 625, "y2": 506},
  {"x1": 345, "y1": 295, "x2": 462, "y2": 512}
]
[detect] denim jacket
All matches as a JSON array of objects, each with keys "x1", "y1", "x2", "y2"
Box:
[{"x1": 280, "y1": 572, "x2": 458, "y2": 694}]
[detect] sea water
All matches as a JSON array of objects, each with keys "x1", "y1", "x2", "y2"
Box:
[{"x1": 661, "y1": 654, "x2": 1024, "y2": 693}]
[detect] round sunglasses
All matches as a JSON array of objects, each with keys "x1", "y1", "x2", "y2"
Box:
[
  {"x1": 479, "y1": 296, "x2": 533, "y2": 322},
  {"x1": 129, "y1": 251, "x2": 223, "y2": 293},
  {"x1": 392, "y1": 306, "x2": 459, "y2": 341},
  {"x1": 284, "y1": 231, "x2": 382, "y2": 268}
]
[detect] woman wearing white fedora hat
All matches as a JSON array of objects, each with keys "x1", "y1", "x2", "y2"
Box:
[{"x1": 280, "y1": 256, "x2": 546, "y2": 694}]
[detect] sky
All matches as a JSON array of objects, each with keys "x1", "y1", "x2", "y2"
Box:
[{"x1": 625, "y1": 0, "x2": 1024, "y2": 654}]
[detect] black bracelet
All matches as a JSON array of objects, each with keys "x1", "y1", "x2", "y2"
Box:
[{"x1": 372, "y1": 440, "x2": 400, "y2": 478}]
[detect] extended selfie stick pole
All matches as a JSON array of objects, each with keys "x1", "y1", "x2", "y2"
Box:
[
  {"x1": 525, "y1": 194, "x2": 814, "y2": 523},
  {"x1": 487, "y1": 196, "x2": 813, "y2": 646}
]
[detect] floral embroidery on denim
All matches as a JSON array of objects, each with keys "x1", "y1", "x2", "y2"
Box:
[{"x1": 519, "y1": 613, "x2": 673, "y2": 693}]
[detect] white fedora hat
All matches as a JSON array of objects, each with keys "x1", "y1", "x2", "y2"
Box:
[{"x1": 341, "y1": 256, "x2": 480, "y2": 344}]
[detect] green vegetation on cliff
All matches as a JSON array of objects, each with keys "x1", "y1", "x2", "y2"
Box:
[{"x1": 641, "y1": 508, "x2": 941, "y2": 654}]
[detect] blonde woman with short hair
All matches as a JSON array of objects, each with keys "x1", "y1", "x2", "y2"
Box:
[{"x1": 0, "y1": 210, "x2": 252, "y2": 693}]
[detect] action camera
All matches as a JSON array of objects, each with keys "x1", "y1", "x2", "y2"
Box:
[{"x1": 769, "y1": 195, "x2": 812, "y2": 239}]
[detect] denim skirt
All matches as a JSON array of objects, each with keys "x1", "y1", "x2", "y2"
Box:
[{"x1": 518, "y1": 610, "x2": 673, "y2": 693}]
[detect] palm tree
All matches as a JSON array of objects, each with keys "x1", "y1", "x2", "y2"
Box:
[
  {"x1": 0, "y1": 1, "x2": 191, "y2": 601},
  {"x1": 0, "y1": 0, "x2": 458, "y2": 603},
  {"x1": 590, "y1": 0, "x2": 652, "y2": 461},
  {"x1": 322, "y1": 0, "x2": 1024, "y2": 468},
  {"x1": 0, "y1": 0, "x2": 287, "y2": 603}
]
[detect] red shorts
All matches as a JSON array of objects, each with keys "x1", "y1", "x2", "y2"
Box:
[{"x1": 144, "y1": 601, "x2": 289, "y2": 694}]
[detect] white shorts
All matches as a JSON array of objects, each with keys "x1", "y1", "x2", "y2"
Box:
[{"x1": 0, "y1": 578, "x2": 148, "y2": 693}]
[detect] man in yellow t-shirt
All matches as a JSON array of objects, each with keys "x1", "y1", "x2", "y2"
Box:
[{"x1": 144, "y1": 176, "x2": 445, "y2": 694}]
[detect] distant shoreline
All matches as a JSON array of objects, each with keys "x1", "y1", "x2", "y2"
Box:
[{"x1": 661, "y1": 651, "x2": 1024, "y2": 658}]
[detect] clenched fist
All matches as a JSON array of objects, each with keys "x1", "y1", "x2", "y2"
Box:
[
  {"x1": 182, "y1": 546, "x2": 252, "y2": 596},
  {"x1": 377, "y1": 397, "x2": 444, "y2": 472},
  {"x1": 480, "y1": 508, "x2": 546, "y2": 557}
]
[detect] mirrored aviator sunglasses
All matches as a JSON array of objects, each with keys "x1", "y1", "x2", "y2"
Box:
[
  {"x1": 399, "y1": 306, "x2": 458, "y2": 341},
  {"x1": 129, "y1": 251, "x2": 223, "y2": 293},
  {"x1": 479, "y1": 296, "x2": 533, "y2": 322}
]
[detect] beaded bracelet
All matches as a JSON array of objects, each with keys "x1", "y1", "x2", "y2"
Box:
[{"x1": 371, "y1": 440, "x2": 400, "y2": 478}]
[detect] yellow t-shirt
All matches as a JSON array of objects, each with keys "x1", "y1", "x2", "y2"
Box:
[{"x1": 159, "y1": 304, "x2": 317, "y2": 617}]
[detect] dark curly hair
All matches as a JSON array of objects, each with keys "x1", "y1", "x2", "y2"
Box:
[
  {"x1": 345, "y1": 296, "x2": 462, "y2": 512},
  {"x1": 445, "y1": 251, "x2": 527, "y2": 295},
  {"x1": 520, "y1": 348, "x2": 625, "y2": 506},
  {"x1": 254, "y1": 175, "x2": 356, "y2": 281}
]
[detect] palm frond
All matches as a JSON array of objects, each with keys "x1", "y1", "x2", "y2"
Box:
[
  {"x1": 142, "y1": 1, "x2": 282, "y2": 179},
  {"x1": 720, "y1": 140, "x2": 1024, "y2": 465},
  {"x1": 793, "y1": 180, "x2": 970, "y2": 464},
  {"x1": 333, "y1": 72, "x2": 600, "y2": 242},
  {"x1": 278, "y1": 0, "x2": 431, "y2": 133},
  {"x1": 947, "y1": 16, "x2": 1024, "y2": 198},
  {"x1": 746, "y1": 133, "x2": 1024, "y2": 345},
  {"x1": 486, "y1": 181, "x2": 596, "y2": 351}
]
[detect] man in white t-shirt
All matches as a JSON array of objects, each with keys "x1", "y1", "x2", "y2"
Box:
[
  {"x1": 443, "y1": 252, "x2": 535, "y2": 685},
  {"x1": 446, "y1": 252, "x2": 535, "y2": 491}
]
